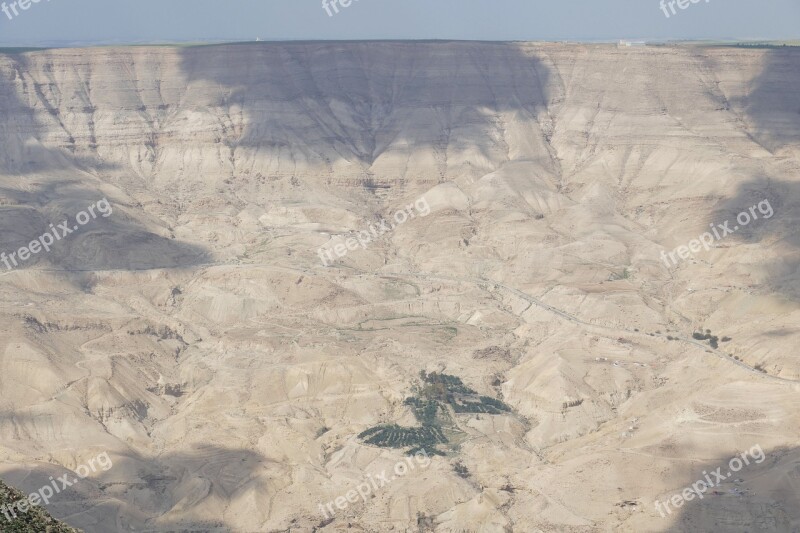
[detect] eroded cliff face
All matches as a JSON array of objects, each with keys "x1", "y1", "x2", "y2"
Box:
[{"x1": 0, "y1": 42, "x2": 799, "y2": 532}]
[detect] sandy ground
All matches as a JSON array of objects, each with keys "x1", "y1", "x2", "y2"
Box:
[{"x1": 0, "y1": 42, "x2": 798, "y2": 532}]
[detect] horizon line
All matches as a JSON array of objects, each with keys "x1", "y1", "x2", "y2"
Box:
[{"x1": 1, "y1": 37, "x2": 799, "y2": 51}]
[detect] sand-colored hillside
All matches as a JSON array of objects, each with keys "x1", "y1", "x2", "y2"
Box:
[{"x1": 0, "y1": 42, "x2": 798, "y2": 532}]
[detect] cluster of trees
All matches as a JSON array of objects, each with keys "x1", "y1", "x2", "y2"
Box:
[
  {"x1": 404, "y1": 397, "x2": 440, "y2": 425},
  {"x1": 693, "y1": 329, "x2": 721, "y2": 349},
  {"x1": 358, "y1": 370, "x2": 514, "y2": 454},
  {"x1": 453, "y1": 461, "x2": 470, "y2": 478},
  {"x1": 418, "y1": 371, "x2": 477, "y2": 401},
  {"x1": 415, "y1": 372, "x2": 512, "y2": 415},
  {"x1": 562, "y1": 398, "x2": 584, "y2": 409},
  {"x1": 358, "y1": 424, "x2": 447, "y2": 449},
  {"x1": 453, "y1": 396, "x2": 511, "y2": 414}
]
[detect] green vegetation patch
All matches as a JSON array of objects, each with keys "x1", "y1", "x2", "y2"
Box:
[
  {"x1": 0, "y1": 478, "x2": 81, "y2": 532},
  {"x1": 358, "y1": 371, "x2": 513, "y2": 455},
  {"x1": 452, "y1": 396, "x2": 511, "y2": 414},
  {"x1": 358, "y1": 424, "x2": 447, "y2": 449},
  {"x1": 693, "y1": 329, "x2": 721, "y2": 349}
]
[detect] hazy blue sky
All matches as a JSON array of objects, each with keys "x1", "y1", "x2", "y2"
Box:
[{"x1": 0, "y1": 0, "x2": 798, "y2": 46}]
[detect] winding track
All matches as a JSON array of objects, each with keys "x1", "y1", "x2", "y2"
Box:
[
  {"x1": 5, "y1": 261, "x2": 799, "y2": 385},
  {"x1": 379, "y1": 270, "x2": 800, "y2": 386}
]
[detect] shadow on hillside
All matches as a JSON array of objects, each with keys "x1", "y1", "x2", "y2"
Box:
[
  {"x1": 743, "y1": 48, "x2": 800, "y2": 153},
  {"x1": 666, "y1": 445, "x2": 800, "y2": 532},
  {"x1": 0, "y1": 445, "x2": 282, "y2": 533},
  {"x1": 707, "y1": 178, "x2": 800, "y2": 303},
  {"x1": 0, "y1": 178, "x2": 210, "y2": 273},
  {"x1": 0, "y1": 53, "x2": 211, "y2": 274},
  {"x1": 177, "y1": 41, "x2": 553, "y2": 171},
  {"x1": 0, "y1": 53, "x2": 117, "y2": 175}
]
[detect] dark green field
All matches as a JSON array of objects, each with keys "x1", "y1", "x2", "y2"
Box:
[{"x1": 358, "y1": 371, "x2": 513, "y2": 455}]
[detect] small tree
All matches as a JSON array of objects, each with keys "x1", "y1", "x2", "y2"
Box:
[{"x1": 453, "y1": 461, "x2": 470, "y2": 478}]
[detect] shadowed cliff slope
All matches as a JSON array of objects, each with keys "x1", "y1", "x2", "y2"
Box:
[{"x1": 0, "y1": 42, "x2": 798, "y2": 532}]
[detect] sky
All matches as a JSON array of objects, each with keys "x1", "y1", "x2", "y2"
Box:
[{"x1": 0, "y1": 0, "x2": 798, "y2": 46}]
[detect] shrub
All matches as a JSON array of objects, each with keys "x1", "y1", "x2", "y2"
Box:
[
  {"x1": 0, "y1": 479, "x2": 80, "y2": 532},
  {"x1": 693, "y1": 330, "x2": 719, "y2": 349},
  {"x1": 562, "y1": 399, "x2": 584, "y2": 409}
]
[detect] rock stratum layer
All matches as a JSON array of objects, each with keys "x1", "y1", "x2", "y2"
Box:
[{"x1": 0, "y1": 42, "x2": 799, "y2": 532}]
